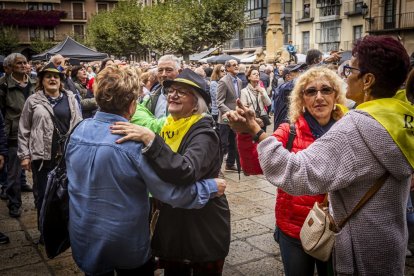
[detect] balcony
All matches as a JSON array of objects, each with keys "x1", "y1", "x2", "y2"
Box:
[
  {"x1": 296, "y1": 9, "x2": 314, "y2": 23},
  {"x1": 366, "y1": 12, "x2": 414, "y2": 33},
  {"x1": 60, "y1": 11, "x2": 87, "y2": 21},
  {"x1": 319, "y1": 5, "x2": 341, "y2": 20},
  {"x1": 0, "y1": 9, "x2": 66, "y2": 27},
  {"x1": 343, "y1": 1, "x2": 366, "y2": 17}
]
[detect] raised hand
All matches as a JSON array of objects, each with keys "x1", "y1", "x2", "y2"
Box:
[{"x1": 227, "y1": 99, "x2": 261, "y2": 135}]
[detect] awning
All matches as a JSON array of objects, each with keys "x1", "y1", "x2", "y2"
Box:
[
  {"x1": 240, "y1": 54, "x2": 256, "y2": 63},
  {"x1": 189, "y1": 48, "x2": 218, "y2": 62}
]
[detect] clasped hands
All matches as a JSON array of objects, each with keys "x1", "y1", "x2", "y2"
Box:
[{"x1": 224, "y1": 99, "x2": 262, "y2": 135}]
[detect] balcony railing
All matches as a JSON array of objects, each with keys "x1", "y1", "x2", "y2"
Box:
[
  {"x1": 319, "y1": 5, "x2": 341, "y2": 18},
  {"x1": 0, "y1": 9, "x2": 66, "y2": 27},
  {"x1": 296, "y1": 9, "x2": 314, "y2": 22},
  {"x1": 367, "y1": 12, "x2": 414, "y2": 32},
  {"x1": 343, "y1": 1, "x2": 365, "y2": 16},
  {"x1": 61, "y1": 11, "x2": 87, "y2": 20}
]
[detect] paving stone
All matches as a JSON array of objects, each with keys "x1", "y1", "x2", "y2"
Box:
[
  {"x1": 232, "y1": 219, "x2": 270, "y2": 239},
  {"x1": 0, "y1": 218, "x2": 21, "y2": 232},
  {"x1": 226, "y1": 240, "x2": 268, "y2": 266},
  {"x1": 250, "y1": 213, "x2": 275, "y2": 230},
  {"x1": 246, "y1": 179, "x2": 274, "y2": 190},
  {"x1": 237, "y1": 189, "x2": 275, "y2": 202},
  {"x1": 0, "y1": 230, "x2": 31, "y2": 249},
  {"x1": 18, "y1": 211, "x2": 38, "y2": 230},
  {"x1": 223, "y1": 263, "x2": 243, "y2": 276},
  {"x1": 246, "y1": 232, "x2": 280, "y2": 255},
  {"x1": 47, "y1": 255, "x2": 82, "y2": 275},
  {"x1": 0, "y1": 245, "x2": 42, "y2": 270},
  {"x1": 225, "y1": 183, "x2": 253, "y2": 194},
  {"x1": 256, "y1": 197, "x2": 276, "y2": 209},
  {"x1": 230, "y1": 211, "x2": 249, "y2": 222},
  {"x1": 223, "y1": 172, "x2": 251, "y2": 183},
  {"x1": 231, "y1": 202, "x2": 273, "y2": 218},
  {"x1": 237, "y1": 256, "x2": 285, "y2": 276},
  {"x1": 261, "y1": 186, "x2": 277, "y2": 195},
  {"x1": 0, "y1": 262, "x2": 50, "y2": 276}
]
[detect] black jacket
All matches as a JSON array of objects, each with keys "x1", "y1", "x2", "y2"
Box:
[{"x1": 145, "y1": 116, "x2": 230, "y2": 262}]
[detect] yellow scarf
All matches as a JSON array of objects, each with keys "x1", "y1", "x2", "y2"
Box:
[
  {"x1": 160, "y1": 114, "x2": 203, "y2": 152},
  {"x1": 356, "y1": 93, "x2": 414, "y2": 168}
]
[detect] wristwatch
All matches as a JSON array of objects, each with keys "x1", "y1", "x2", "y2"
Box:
[{"x1": 252, "y1": 129, "x2": 265, "y2": 143}]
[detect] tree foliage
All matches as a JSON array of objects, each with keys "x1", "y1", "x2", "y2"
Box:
[
  {"x1": 30, "y1": 39, "x2": 55, "y2": 54},
  {"x1": 87, "y1": 0, "x2": 145, "y2": 57},
  {"x1": 0, "y1": 27, "x2": 19, "y2": 56},
  {"x1": 87, "y1": 0, "x2": 246, "y2": 57}
]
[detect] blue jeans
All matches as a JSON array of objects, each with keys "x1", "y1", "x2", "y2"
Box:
[{"x1": 274, "y1": 227, "x2": 328, "y2": 276}]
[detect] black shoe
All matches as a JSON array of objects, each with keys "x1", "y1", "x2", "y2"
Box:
[
  {"x1": 225, "y1": 164, "x2": 238, "y2": 172},
  {"x1": 9, "y1": 206, "x2": 21, "y2": 218},
  {"x1": 21, "y1": 184, "x2": 33, "y2": 192},
  {"x1": 0, "y1": 232, "x2": 10, "y2": 244},
  {"x1": 0, "y1": 189, "x2": 7, "y2": 200}
]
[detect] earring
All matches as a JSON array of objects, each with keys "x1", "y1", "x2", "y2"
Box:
[
  {"x1": 333, "y1": 104, "x2": 337, "y2": 111},
  {"x1": 302, "y1": 106, "x2": 306, "y2": 113}
]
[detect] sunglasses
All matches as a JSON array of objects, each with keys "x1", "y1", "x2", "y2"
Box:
[
  {"x1": 166, "y1": 87, "x2": 192, "y2": 98},
  {"x1": 303, "y1": 86, "x2": 334, "y2": 97},
  {"x1": 342, "y1": 65, "x2": 360, "y2": 77},
  {"x1": 220, "y1": 69, "x2": 226, "y2": 72}
]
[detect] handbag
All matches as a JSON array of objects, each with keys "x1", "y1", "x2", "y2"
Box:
[
  {"x1": 248, "y1": 90, "x2": 271, "y2": 127},
  {"x1": 39, "y1": 121, "x2": 81, "y2": 259},
  {"x1": 300, "y1": 172, "x2": 390, "y2": 262}
]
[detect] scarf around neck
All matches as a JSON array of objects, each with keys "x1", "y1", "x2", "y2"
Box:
[
  {"x1": 303, "y1": 111, "x2": 336, "y2": 139},
  {"x1": 160, "y1": 114, "x2": 203, "y2": 152},
  {"x1": 356, "y1": 95, "x2": 414, "y2": 169}
]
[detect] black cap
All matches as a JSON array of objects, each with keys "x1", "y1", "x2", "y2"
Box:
[
  {"x1": 282, "y1": 63, "x2": 307, "y2": 78},
  {"x1": 163, "y1": 68, "x2": 210, "y2": 105},
  {"x1": 38, "y1": 62, "x2": 64, "y2": 79}
]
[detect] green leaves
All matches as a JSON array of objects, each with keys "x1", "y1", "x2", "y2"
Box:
[{"x1": 87, "y1": 0, "x2": 246, "y2": 57}]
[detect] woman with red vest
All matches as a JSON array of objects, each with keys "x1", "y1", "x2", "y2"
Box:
[{"x1": 236, "y1": 66, "x2": 347, "y2": 276}]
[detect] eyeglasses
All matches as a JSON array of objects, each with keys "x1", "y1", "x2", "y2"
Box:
[
  {"x1": 166, "y1": 87, "x2": 191, "y2": 97},
  {"x1": 220, "y1": 69, "x2": 226, "y2": 72},
  {"x1": 303, "y1": 86, "x2": 335, "y2": 97},
  {"x1": 44, "y1": 73, "x2": 60, "y2": 79},
  {"x1": 342, "y1": 65, "x2": 360, "y2": 77}
]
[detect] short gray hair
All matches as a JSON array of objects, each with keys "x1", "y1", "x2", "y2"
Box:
[
  {"x1": 158, "y1": 55, "x2": 180, "y2": 70},
  {"x1": 49, "y1": 54, "x2": 64, "y2": 64},
  {"x1": 4, "y1": 53, "x2": 26, "y2": 67},
  {"x1": 193, "y1": 91, "x2": 208, "y2": 115}
]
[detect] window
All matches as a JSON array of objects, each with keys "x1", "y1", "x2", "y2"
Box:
[
  {"x1": 354, "y1": 0, "x2": 363, "y2": 13},
  {"x1": 72, "y1": 3, "x2": 84, "y2": 20},
  {"x1": 384, "y1": 0, "x2": 396, "y2": 29},
  {"x1": 44, "y1": 28, "x2": 55, "y2": 41},
  {"x1": 97, "y1": 3, "x2": 108, "y2": 12},
  {"x1": 42, "y1": 3, "x2": 53, "y2": 11},
  {"x1": 245, "y1": 0, "x2": 267, "y2": 19},
  {"x1": 244, "y1": 23, "x2": 263, "y2": 48},
  {"x1": 282, "y1": 18, "x2": 291, "y2": 44},
  {"x1": 74, "y1": 24, "x2": 85, "y2": 38},
  {"x1": 317, "y1": 20, "x2": 341, "y2": 52},
  {"x1": 28, "y1": 2, "x2": 39, "y2": 10},
  {"x1": 303, "y1": 4, "x2": 310, "y2": 18},
  {"x1": 29, "y1": 28, "x2": 40, "y2": 40},
  {"x1": 353, "y1": 25, "x2": 363, "y2": 41},
  {"x1": 283, "y1": 0, "x2": 292, "y2": 15},
  {"x1": 302, "y1": 31, "x2": 310, "y2": 54}
]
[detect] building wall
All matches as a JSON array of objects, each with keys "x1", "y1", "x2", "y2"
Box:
[{"x1": 0, "y1": 0, "x2": 117, "y2": 46}]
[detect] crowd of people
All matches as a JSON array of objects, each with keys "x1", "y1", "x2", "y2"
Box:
[{"x1": 0, "y1": 34, "x2": 413, "y2": 276}]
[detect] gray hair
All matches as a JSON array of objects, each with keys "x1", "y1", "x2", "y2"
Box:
[
  {"x1": 193, "y1": 91, "x2": 208, "y2": 115},
  {"x1": 225, "y1": 59, "x2": 238, "y2": 68},
  {"x1": 158, "y1": 55, "x2": 180, "y2": 70},
  {"x1": 4, "y1": 53, "x2": 26, "y2": 67},
  {"x1": 49, "y1": 54, "x2": 64, "y2": 64}
]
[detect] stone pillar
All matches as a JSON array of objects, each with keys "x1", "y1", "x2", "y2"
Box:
[{"x1": 265, "y1": 0, "x2": 284, "y2": 63}]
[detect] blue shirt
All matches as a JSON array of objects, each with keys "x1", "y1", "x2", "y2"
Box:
[{"x1": 66, "y1": 111, "x2": 218, "y2": 274}]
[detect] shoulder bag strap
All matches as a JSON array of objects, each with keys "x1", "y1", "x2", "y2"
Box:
[
  {"x1": 286, "y1": 123, "x2": 296, "y2": 152},
  {"x1": 337, "y1": 171, "x2": 390, "y2": 229}
]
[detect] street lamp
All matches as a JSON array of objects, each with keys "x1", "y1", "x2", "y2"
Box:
[{"x1": 361, "y1": 3, "x2": 368, "y2": 18}]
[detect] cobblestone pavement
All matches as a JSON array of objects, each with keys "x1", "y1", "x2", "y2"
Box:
[{"x1": 1, "y1": 171, "x2": 414, "y2": 275}]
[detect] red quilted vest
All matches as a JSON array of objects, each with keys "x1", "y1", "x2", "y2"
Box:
[
  {"x1": 236, "y1": 115, "x2": 325, "y2": 240},
  {"x1": 273, "y1": 116, "x2": 325, "y2": 239}
]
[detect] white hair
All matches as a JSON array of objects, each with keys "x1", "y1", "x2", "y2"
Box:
[
  {"x1": 193, "y1": 91, "x2": 208, "y2": 115},
  {"x1": 4, "y1": 53, "x2": 26, "y2": 67},
  {"x1": 158, "y1": 55, "x2": 180, "y2": 70}
]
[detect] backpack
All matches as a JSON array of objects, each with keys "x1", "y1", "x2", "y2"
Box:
[{"x1": 39, "y1": 121, "x2": 81, "y2": 259}]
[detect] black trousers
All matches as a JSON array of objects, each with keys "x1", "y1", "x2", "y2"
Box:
[
  {"x1": 218, "y1": 124, "x2": 236, "y2": 166},
  {"x1": 6, "y1": 146, "x2": 22, "y2": 209}
]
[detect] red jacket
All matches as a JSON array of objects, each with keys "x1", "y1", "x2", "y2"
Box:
[
  {"x1": 237, "y1": 115, "x2": 325, "y2": 239},
  {"x1": 273, "y1": 116, "x2": 325, "y2": 239}
]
